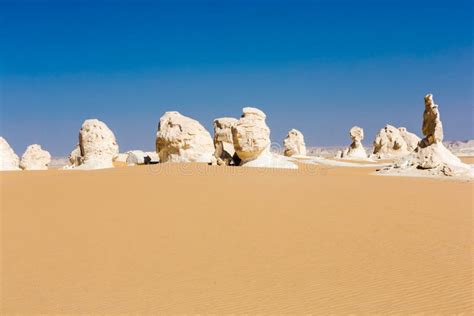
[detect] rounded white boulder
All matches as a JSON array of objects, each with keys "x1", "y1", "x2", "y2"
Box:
[
  {"x1": 156, "y1": 111, "x2": 214, "y2": 163},
  {"x1": 20, "y1": 144, "x2": 51, "y2": 170}
]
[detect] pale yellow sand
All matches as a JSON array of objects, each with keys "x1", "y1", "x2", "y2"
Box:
[
  {"x1": 461, "y1": 156, "x2": 474, "y2": 164},
  {"x1": 1, "y1": 163, "x2": 472, "y2": 314}
]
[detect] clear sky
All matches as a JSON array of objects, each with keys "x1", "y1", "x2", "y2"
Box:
[{"x1": 1, "y1": 0, "x2": 472, "y2": 156}]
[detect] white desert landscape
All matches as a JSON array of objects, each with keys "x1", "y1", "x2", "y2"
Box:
[{"x1": 1, "y1": 93, "x2": 473, "y2": 314}]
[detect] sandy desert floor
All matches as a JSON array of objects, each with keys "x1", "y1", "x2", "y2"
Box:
[{"x1": 1, "y1": 162, "x2": 473, "y2": 314}]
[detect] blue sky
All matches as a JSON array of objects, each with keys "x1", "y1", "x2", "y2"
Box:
[{"x1": 1, "y1": 0, "x2": 472, "y2": 156}]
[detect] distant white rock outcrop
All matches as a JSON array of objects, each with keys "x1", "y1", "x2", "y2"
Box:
[
  {"x1": 156, "y1": 111, "x2": 214, "y2": 163},
  {"x1": 283, "y1": 129, "x2": 307, "y2": 157},
  {"x1": 0, "y1": 137, "x2": 20, "y2": 171},
  {"x1": 66, "y1": 119, "x2": 119, "y2": 170},
  {"x1": 20, "y1": 144, "x2": 51, "y2": 170}
]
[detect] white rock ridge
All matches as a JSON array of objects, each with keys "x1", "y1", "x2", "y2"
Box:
[
  {"x1": 372, "y1": 124, "x2": 409, "y2": 159},
  {"x1": 66, "y1": 119, "x2": 119, "y2": 170},
  {"x1": 339, "y1": 126, "x2": 368, "y2": 159},
  {"x1": 212, "y1": 117, "x2": 238, "y2": 165},
  {"x1": 156, "y1": 111, "x2": 214, "y2": 163},
  {"x1": 0, "y1": 137, "x2": 20, "y2": 171},
  {"x1": 20, "y1": 144, "x2": 51, "y2": 170},
  {"x1": 283, "y1": 129, "x2": 307, "y2": 157}
]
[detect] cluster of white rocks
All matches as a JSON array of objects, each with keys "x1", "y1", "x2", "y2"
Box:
[
  {"x1": 379, "y1": 94, "x2": 472, "y2": 178},
  {"x1": 0, "y1": 137, "x2": 51, "y2": 171},
  {"x1": 1, "y1": 93, "x2": 470, "y2": 178}
]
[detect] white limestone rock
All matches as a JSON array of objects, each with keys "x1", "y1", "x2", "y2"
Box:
[
  {"x1": 66, "y1": 119, "x2": 119, "y2": 170},
  {"x1": 414, "y1": 94, "x2": 465, "y2": 171},
  {"x1": 232, "y1": 107, "x2": 271, "y2": 163},
  {"x1": 0, "y1": 137, "x2": 20, "y2": 171},
  {"x1": 20, "y1": 144, "x2": 51, "y2": 170},
  {"x1": 126, "y1": 150, "x2": 159, "y2": 165},
  {"x1": 378, "y1": 94, "x2": 472, "y2": 179},
  {"x1": 113, "y1": 153, "x2": 128, "y2": 163},
  {"x1": 213, "y1": 117, "x2": 238, "y2": 165},
  {"x1": 421, "y1": 94, "x2": 444, "y2": 146},
  {"x1": 68, "y1": 145, "x2": 83, "y2": 167},
  {"x1": 283, "y1": 129, "x2": 307, "y2": 157},
  {"x1": 156, "y1": 111, "x2": 214, "y2": 163},
  {"x1": 231, "y1": 107, "x2": 297, "y2": 169},
  {"x1": 372, "y1": 124, "x2": 409, "y2": 159},
  {"x1": 340, "y1": 126, "x2": 368, "y2": 159},
  {"x1": 398, "y1": 127, "x2": 421, "y2": 152}
]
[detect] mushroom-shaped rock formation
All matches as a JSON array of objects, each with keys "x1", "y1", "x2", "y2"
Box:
[
  {"x1": 340, "y1": 126, "x2": 368, "y2": 159},
  {"x1": 20, "y1": 144, "x2": 51, "y2": 170},
  {"x1": 156, "y1": 111, "x2": 214, "y2": 163},
  {"x1": 283, "y1": 129, "x2": 307, "y2": 157},
  {"x1": 0, "y1": 137, "x2": 20, "y2": 171}
]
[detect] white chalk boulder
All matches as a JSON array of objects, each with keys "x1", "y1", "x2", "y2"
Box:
[
  {"x1": 232, "y1": 107, "x2": 271, "y2": 163},
  {"x1": 283, "y1": 129, "x2": 307, "y2": 157},
  {"x1": 213, "y1": 117, "x2": 238, "y2": 165},
  {"x1": 232, "y1": 107, "x2": 297, "y2": 169},
  {"x1": 156, "y1": 111, "x2": 214, "y2": 163},
  {"x1": 372, "y1": 124, "x2": 409, "y2": 159},
  {"x1": 66, "y1": 119, "x2": 119, "y2": 170},
  {"x1": 126, "y1": 150, "x2": 159, "y2": 165},
  {"x1": 0, "y1": 137, "x2": 20, "y2": 171},
  {"x1": 20, "y1": 144, "x2": 51, "y2": 170}
]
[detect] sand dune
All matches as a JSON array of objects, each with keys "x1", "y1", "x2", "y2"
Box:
[{"x1": 1, "y1": 163, "x2": 472, "y2": 314}]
